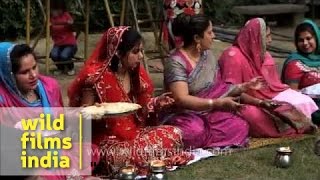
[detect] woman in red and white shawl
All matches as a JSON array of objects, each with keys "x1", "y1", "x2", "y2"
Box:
[{"x1": 68, "y1": 26, "x2": 192, "y2": 175}]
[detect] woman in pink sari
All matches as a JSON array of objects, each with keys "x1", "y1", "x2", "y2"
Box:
[
  {"x1": 162, "y1": 14, "x2": 268, "y2": 149},
  {"x1": 219, "y1": 18, "x2": 318, "y2": 137}
]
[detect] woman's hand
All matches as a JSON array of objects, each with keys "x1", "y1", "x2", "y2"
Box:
[
  {"x1": 214, "y1": 97, "x2": 243, "y2": 112},
  {"x1": 259, "y1": 100, "x2": 281, "y2": 110},
  {"x1": 242, "y1": 76, "x2": 266, "y2": 91},
  {"x1": 80, "y1": 87, "x2": 97, "y2": 106},
  {"x1": 156, "y1": 92, "x2": 175, "y2": 110},
  {"x1": 226, "y1": 77, "x2": 265, "y2": 97}
]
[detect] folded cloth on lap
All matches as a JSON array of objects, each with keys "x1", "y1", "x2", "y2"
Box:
[{"x1": 301, "y1": 83, "x2": 320, "y2": 98}]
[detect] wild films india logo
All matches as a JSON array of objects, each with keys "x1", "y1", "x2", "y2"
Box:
[
  {"x1": 20, "y1": 113, "x2": 72, "y2": 168},
  {"x1": 0, "y1": 107, "x2": 93, "y2": 176}
]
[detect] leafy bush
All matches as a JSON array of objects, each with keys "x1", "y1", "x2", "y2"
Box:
[
  {"x1": 0, "y1": 0, "x2": 43, "y2": 41},
  {"x1": 0, "y1": 0, "x2": 111, "y2": 41},
  {"x1": 204, "y1": 0, "x2": 243, "y2": 26},
  {"x1": 203, "y1": 0, "x2": 295, "y2": 26}
]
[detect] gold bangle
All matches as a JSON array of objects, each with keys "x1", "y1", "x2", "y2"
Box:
[
  {"x1": 208, "y1": 99, "x2": 214, "y2": 108},
  {"x1": 258, "y1": 100, "x2": 263, "y2": 107}
]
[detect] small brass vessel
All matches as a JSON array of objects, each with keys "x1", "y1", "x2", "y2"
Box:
[
  {"x1": 147, "y1": 160, "x2": 168, "y2": 180},
  {"x1": 118, "y1": 165, "x2": 137, "y2": 180},
  {"x1": 274, "y1": 147, "x2": 293, "y2": 168}
]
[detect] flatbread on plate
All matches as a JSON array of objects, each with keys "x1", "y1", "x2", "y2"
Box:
[{"x1": 81, "y1": 102, "x2": 142, "y2": 119}]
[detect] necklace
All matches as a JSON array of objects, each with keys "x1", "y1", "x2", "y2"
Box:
[
  {"x1": 116, "y1": 71, "x2": 131, "y2": 94},
  {"x1": 23, "y1": 90, "x2": 34, "y2": 98},
  {"x1": 22, "y1": 90, "x2": 39, "y2": 102},
  {"x1": 116, "y1": 71, "x2": 126, "y2": 86}
]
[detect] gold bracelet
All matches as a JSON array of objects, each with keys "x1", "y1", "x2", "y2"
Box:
[
  {"x1": 208, "y1": 99, "x2": 214, "y2": 108},
  {"x1": 258, "y1": 100, "x2": 263, "y2": 107}
]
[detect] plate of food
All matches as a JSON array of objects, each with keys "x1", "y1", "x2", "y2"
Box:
[{"x1": 81, "y1": 102, "x2": 142, "y2": 119}]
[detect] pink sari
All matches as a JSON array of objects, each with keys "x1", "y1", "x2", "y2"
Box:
[
  {"x1": 163, "y1": 49, "x2": 249, "y2": 148},
  {"x1": 218, "y1": 18, "x2": 318, "y2": 137}
]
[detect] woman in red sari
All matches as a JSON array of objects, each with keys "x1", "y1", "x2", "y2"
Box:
[{"x1": 68, "y1": 26, "x2": 191, "y2": 175}]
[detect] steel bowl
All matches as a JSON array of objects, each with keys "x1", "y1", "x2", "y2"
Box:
[{"x1": 274, "y1": 147, "x2": 293, "y2": 168}]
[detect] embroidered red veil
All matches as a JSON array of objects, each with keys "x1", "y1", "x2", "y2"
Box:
[
  {"x1": 68, "y1": 26, "x2": 154, "y2": 141},
  {"x1": 68, "y1": 27, "x2": 192, "y2": 176}
]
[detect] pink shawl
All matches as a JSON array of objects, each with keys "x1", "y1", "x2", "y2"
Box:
[
  {"x1": 219, "y1": 18, "x2": 288, "y2": 99},
  {"x1": 0, "y1": 75, "x2": 63, "y2": 127}
]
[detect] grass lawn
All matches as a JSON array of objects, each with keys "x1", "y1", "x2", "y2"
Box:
[{"x1": 168, "y1": 136, "x2": 320, "y2": 180}]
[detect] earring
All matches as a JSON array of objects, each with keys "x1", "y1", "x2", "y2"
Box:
[
  {"x1": 196, "y1": 43, "x2": 201, "y2": 53},
  {"x1": 118, "y1": 61, "x2": 122, "y2": 69}
]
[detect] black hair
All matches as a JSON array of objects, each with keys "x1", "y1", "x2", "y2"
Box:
[
  {"x1": 10, "y1": 44, "x2": 36, "y2": 74},
  {"x1": 110, "y1": 28, "x2": 142, "y2": 72},
  {"x1": 172, "y1": 13, "x2": 211, "y2": 47},
  {"x1": 294, "y1": 22, "x2": 317, "y2": 52}
]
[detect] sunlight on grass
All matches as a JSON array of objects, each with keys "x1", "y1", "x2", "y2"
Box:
[{"x1": 168, "y1": 137, "x2": 320, "y2": 180}]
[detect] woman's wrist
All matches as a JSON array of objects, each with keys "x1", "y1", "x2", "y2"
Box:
[
  {"x1": 257, "y1": 99, "x2": 263, "y2": 107},
  {"x1": 239, "y1": 83, "x2": 248, "y2": 93},
  {"x1": 153, "y1": 97, "x2": 160, "y2": 109}
]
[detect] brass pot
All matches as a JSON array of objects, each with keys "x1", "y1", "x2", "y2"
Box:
[
  {"x1": 118, "y1": 165, "x2": 137, "y2": 180},
  {"x1": 274, "y1": 147, "x2": 293, "y2": 168},
  {"x1": 147, "y1": 160, "x2": 168, "y2": 180}
]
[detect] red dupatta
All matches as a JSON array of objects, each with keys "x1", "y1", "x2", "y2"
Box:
[{"x1": 68, "y1": 26, "x2": 154, "y2": 141}]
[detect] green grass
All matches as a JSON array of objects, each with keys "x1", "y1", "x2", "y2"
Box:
[{"x1": 168, "y1": 137, "x2": 320, "y2": 180}]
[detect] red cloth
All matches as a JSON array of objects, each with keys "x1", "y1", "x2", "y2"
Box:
[
  {"x1": 68, "y1": 27, "x2": 191, "y2": 173},
  {"x1": 68, "y1": 27, "x2": 154, "y2": 141},
  {"x1": 50, "y1": 12, "x2": 77, "y2": 45},
  {"x1": 283, "y1": 60, "x2": 320, "y2": 89}
]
